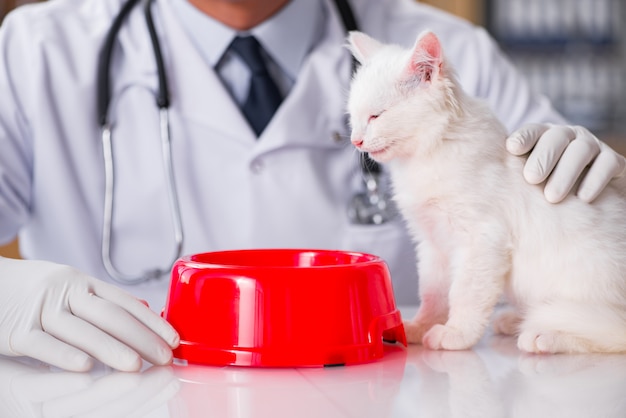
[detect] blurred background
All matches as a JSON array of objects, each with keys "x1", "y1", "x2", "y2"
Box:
[
  {"x1": 424, "y1": 0, "x2": 626, "y2": 149},
  {"x1": 1, "y1": 0, "x2": 625, "y2": 258}
]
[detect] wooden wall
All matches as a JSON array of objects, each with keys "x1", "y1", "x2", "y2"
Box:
[
  {"x1": 0, "y1": 240, "x2": 20, "y2": 259},
  {"x1": 419, "y1": 0, "x2": 486, "y2": 25}
]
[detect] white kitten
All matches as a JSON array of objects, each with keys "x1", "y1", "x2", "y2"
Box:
[{"x1": 346, "y1": 30, "x2": 626, "y2": 353}]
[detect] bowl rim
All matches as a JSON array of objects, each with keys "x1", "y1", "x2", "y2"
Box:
[{"x1": 176, "y1": 248, "x2": 387, "y2": 270}]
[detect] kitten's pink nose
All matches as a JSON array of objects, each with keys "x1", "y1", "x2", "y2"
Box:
[{"x1": 351, "y1": 137, "x2": 363, "y2": 148}]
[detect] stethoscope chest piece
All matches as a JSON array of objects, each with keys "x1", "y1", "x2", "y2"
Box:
[{"x1": 348, "y1": 171, "x2": 397, "y2": 225}]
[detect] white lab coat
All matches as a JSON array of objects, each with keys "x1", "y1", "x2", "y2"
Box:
[{"x1": 0, "y1": 0, "x2": 566, "y2": 309}]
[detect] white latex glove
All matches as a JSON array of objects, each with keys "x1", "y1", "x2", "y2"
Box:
[
  {"x1": 0, "y1": 257, "x2": 180, "y2": 372},
  {"x1": 506, "y1": 123, "x2": 626, "y2": 203}
]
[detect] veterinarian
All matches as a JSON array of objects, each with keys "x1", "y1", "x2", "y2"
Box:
[{"x1": 1, "y1": 0, "x2": 624, "y2": 372}]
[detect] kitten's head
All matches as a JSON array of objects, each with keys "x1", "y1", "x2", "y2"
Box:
[{"x1": 346, "y1": 30, "x2": 459, "y2": 163}]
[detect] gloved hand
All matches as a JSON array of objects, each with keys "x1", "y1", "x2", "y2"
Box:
[
  {"x1": 0, "y1": 257, "x2": 180, "y2": 372},
  {"x1": 506, "y1": 123, "x2": 626, "y2": 203}
]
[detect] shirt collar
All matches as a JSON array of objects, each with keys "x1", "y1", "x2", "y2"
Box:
[{"x1": 168, "y1": 0, "x2": 325, "y2": 81}]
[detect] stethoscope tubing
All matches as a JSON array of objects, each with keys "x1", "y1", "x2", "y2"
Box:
[
  {"x1": 97, "y1": 0, "x2": 382, "y2": 284},
  {"x1": 98, "y1": 0, "x2": 182, "y2": 284}
]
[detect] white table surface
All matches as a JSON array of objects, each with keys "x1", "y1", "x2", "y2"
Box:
[{"x1": 2, "y1": 307, "x2": 625, "y2": 418}]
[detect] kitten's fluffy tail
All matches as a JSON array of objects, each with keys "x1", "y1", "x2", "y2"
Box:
[{"x1": 520, "y1": 300, "x2": 626, "y2": 353}]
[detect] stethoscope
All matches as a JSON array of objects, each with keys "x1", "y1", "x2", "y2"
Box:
[{"x1": 97, "y1": 0, "x2": 396, "y2": 285}]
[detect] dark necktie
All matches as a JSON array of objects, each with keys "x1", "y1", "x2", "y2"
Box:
[{"x1": 229, "y1": 36, "x2": 283, "y2": 137}]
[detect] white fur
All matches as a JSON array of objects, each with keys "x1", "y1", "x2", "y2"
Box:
[{"x1": 347, "y1": 30, "x2": 626, "y2": 353}]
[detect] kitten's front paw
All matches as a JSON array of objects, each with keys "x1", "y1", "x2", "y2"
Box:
[
  {"x1": 422, "y1": 324, "x2": 480, "y2": 350},
  {"x1": 518, "y1": 331, "x2": 561, "y2": 353},
  {"x1": 517, "y1": 330, "x2": 589, "y2": 354}
]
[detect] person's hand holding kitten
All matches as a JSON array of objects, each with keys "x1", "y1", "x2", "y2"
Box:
[{"x1": 507, "y1": 123, "x2": 626, "y2": 203}]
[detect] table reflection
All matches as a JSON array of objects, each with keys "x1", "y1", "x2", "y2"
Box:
[
  {"x1": 0, "y1": 357, "x2": 178, "y2": 417},
  {"x1": 397, "y1": 335, "x2": 626, "y2": 418},
  {"x1": 168, "y1": 343, "x2": 407, "y2": 418},
  {"x1": 1, "y1": 335, "x2": 625, "y2": 418}
]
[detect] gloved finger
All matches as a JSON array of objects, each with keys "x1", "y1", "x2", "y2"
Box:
[
  {"x1": 90, "y1": 279, "x2": 179, "y2": 349},
  {"x1": 12, "y1": 330, "x2": 94, "y2": 372},
  {"x1": 505, "y1": 123, "x2": 551, "y2": 155},
  {"x1": 69, "y1": 292, "x2": 174, "y2": 368},
  {"x1": 523, "y1": 125, "x2": 576, "y2": 185},
  {"x1": 577, "y1": 148, "x2": 626, "y2": 203},
  {"x1": 43, "y1": 309, "x2": 143, "y2": 372},
  {"x1": 543, "y1": 134, "x2": 600, "y2": 203}
]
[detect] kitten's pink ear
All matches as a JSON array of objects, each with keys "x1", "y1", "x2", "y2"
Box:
[
  {"x1": 347, "y1": 31, "x2": 384, "y2": 64},
  {"x1": 407, "y1": 31, "x2": 443, "y2": 82}
]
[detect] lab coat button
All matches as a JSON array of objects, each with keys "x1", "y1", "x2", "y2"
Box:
[{"x1": 250, "y1": 159, "x2": 264, "y2": 173}]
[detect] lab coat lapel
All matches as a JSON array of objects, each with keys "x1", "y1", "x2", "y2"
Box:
[{"x1": 254, "y1": 2, "x2": 353, "y2": 155}]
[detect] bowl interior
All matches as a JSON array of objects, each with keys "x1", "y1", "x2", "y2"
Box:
[{"x1": 186, "y1": 249, "x2": 380, "y2": 269}]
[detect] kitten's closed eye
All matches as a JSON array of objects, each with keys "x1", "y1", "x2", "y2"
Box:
[{"x1": 369, "y1": 111, "x2": 384, "y2": 123}]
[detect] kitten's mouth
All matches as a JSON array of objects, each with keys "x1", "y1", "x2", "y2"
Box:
[{"x1": 365, "y1": 147, "x2": 389, "y2": 160}]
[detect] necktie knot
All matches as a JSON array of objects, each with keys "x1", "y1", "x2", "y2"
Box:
[
  {"x1": 229, "y1": 36, "x2": 268, "y2": 75},
  {"x1": 227, "y1": 35, "x2": 283, "y2": 137}
]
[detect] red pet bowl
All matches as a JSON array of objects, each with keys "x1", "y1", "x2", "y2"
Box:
[{"x1": 162, "y1": 249, "x2": 406, "y2": 367}]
